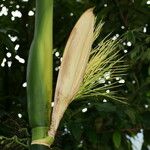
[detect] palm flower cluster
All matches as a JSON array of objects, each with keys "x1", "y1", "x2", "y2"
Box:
[
  {"x1": 76, "y1": 35, "x2": 128, "y2": 103},
  {"x1": 48, "y1": 8, "x2": 127, "y2": 143}
]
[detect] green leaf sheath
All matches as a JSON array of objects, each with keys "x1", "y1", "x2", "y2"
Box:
[{"x1": 27, "y1": 0, "x2": 53, "y2": 147}]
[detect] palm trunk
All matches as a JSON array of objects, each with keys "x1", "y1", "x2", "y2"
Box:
[{"x1": 27, "y1": 0, "x2": 53, "y2": 149}]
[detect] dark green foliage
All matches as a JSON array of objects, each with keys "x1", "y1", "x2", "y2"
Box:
[
  {"x1": 30, "y1": 145, "x2": 50, "y2": 150},
  {"x1": 0, "y1": 0, "x2": 150, "y2": 149},
  {"x1": 113, "y1": 130, "x2": 121, "y2": 149}
]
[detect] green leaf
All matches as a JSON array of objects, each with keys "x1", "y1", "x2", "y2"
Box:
[
  {"x1": 69, "y1": 122, "x2": 82, "y2": 141},
  {"x1": 113, "y1": 130, "x2": 121, "y2": 149},
  {"x1": 0, "y1": 47, "x2": 4, "y2": 64},
  {"x1": 141, "y1": 48, "x2": 150, "y2": 61},
  {"x1": 86, "y1": 128, "x2": 98, "y2": 144},
  {"x1": 148, "y1": 66, "x2": 150, "y2": 76},
  {"x1": 125, "y1": 108, "x2": 136, "y2": 124},
  {"x1": 145, "y1": 37, "x2": 150, "y2": 44},
  {"x1": 127, "y1": 31, "x2": 135, "y2": 44},
  {"x1": 95, "y1": 103, "x2": 116, "y2": 112}
]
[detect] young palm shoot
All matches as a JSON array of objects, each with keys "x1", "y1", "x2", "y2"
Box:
[
  {"x1": 48, "y1": 8, "x2": 127, "y2": 146},
  {"x1": 27, "y1": 0, "x2": 53, "y2": 149}
]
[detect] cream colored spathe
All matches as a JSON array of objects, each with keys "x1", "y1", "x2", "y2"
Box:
[{"x1": 49, "y1": 8, "x2": 95, "y2": 137}]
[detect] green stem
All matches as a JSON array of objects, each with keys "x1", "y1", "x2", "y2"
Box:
[
  {"x1": 27, "y1": 0, "x2": 53, "y2": 149},
  {"x1": 34, "y1": 0, "x2": 53, "y2": 42}
]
